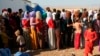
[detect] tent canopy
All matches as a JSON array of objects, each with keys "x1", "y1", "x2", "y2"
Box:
[
  {"x1": 25, "y1": 4, "x2": 45, "y2": 14},
  {"x1": 25, "y1": 4, "x2": 47, "y2": 19}
]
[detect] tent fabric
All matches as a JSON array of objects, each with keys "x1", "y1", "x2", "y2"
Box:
[
  {"x1": 42, "y1": 12, "x2": 47, "y2": 20},
  {"x1": 0, "y1": 48, "x2": 11, "y2": 56},
  {"x1": 14, "y1": 51, "x2": 22, "y2": 56},
  {"x1": 0, "y1": 49, "x2": 8, "y2": 56},
  {"x1": 5, "y1": 48, "x2": 11, "y2": 56},
  {"x1": 14, "y1": 51, "x2": 30, "y2": 56},
  {"x1": 20, "y1": 53, "x2": 29, "y2": 56},
  {"x1": 33, "y1": 5, "x2": 45, "y2": 15},
  {"x1": 25, "y1": 4, "x2": 46, "y2": 15},
  {"x1": 26, "y1": 5, "x2": 34, "y2": 12}
]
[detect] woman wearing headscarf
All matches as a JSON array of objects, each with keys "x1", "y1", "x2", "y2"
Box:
[
  {"x1": 46, "y1": 11, "x2": 55, "y2": 49},
  {"x1": 30, "y1": 11, "x2": 38, "y2": 50},
  {"x1": 35, "y1": 11, "x2": 44, "y2": 49},
  {"x1": 55, "y1": 10, "x2": 61, "y2": 50},
  {"x1": 2, "y1": 10, "x2": 14, "y2": 49},
  {"x1": 66, "y1": 11, "x2": 73, "y2": 47},
  {"x1": 22, "y1": 11, "x2": 31, "y2": 50},
  {"x1": 22, "y1": 11, "x2": 30, "y2": 28}
]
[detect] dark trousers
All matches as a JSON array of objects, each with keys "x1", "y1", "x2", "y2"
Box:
[
  {"x1": 61, "y1": 31, "x2": 66, "y2": 48},
  {"x1": 66, "y1": 31, "x2": 72, "y2": 47}
]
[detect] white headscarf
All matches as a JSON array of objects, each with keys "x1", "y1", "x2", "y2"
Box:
[
  {"x1": 88, "y1": 10, "x2": 93, "y2": 17},
  {"x1": 2, "y1": 11, "x2": 8, "y2": 18},
  {"x1": 22, "y1": 11, "x2": 30, "y2": 20},
  {"x1": 46, "y1": 12, "x2": 52, "y2": 24}
]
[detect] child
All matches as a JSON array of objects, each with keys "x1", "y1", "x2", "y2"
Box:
[
  {"x1": 84, "y1": 23, "x2": 97, "y2": 56},
  {"x1": 15, "y1": 30, "x2": 25, "y2": 52}
]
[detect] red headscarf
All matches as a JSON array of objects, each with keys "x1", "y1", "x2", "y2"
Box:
[{"x1": 2, "y1": 9, "x2": 7, "y2": 13}]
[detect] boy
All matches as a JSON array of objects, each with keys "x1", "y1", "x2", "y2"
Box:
[{"x1": 15, "y1": 30, "x2": 25, "y2": 52}]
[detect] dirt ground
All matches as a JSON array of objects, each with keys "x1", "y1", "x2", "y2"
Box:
[{"x1": 26, "y1": 46, "x2": 100, "y2": 56}]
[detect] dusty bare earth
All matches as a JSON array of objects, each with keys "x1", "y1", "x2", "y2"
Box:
[{"x1": 26, "y1": 46, "x2": 100, "y2": 56}]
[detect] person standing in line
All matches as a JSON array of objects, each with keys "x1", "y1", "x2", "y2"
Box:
[
  {"x1": 7, "y1": 8, "x2": 17, "y2": 49},
  {"x1": 81, "y1": 11, "x2": 88, "y2": 48},
  {"x1": 22, "y1": 11, "x2": 32, "y2": 50},
  {"x1": 73, "y1": 19, "x2": 82, "y2": 50},
  {"x1": 30, "y1": 11, "x2": 39, "y2": 50},
  {"x1": 46, "y1": 7, "x2": 56, "y2": 49},
  {"x1": 35, "y1": 11, "x2": 44, "y2": 49},
  {"x1": 16, "y1": 9, "x2": 24, "y2": 35},
  {"x1": 60, "y1": 9, "x2": 67, "y2": 47},
  {"x1": 0, "y1": 15, "x2": 9, "y2": 48},
  {"x1": 71, "y1": 19, "x2": 83, "y2": 56},
  {"x1": 93, "y1": 13, "x2": 100, "y2": 51},
  {"x1": 55, "y1": 10, "x2": 61, "y2": 50},
  {"x1": 84, "y1": 23, "x2": 97, "y2": 56},
  {"x1": 66, "y1": 11, "x2": 73, "y2": 47},
  {"x1": 72, "y1": 10, "x2": 82, "y2": 50}
]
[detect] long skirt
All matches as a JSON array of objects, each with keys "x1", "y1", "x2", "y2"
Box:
[
  {"x1": 30, "y1": 27, "x2": 38, "y2": 50},
  {"x1": 23, "y1": 28, "x2": 32, "y2": 50},
  {"x1": 74, "y1": 33, "x2": 81, "y2": 50},
  {"x1": 37, "y1": 32, "x2": 44, "y2": 49},
  {"x1": 48, "y1": 28, "x2": 55, "y2": 49}
]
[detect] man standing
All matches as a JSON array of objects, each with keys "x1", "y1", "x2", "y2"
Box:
[{"x1": 93, "y1": 13, "x2": 100, "y2": 51}]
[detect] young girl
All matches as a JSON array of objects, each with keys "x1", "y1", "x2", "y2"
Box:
[
  {"x1": 84, "y1": 23, "x2": 97, "y2": 56},
  {"x1": 15, "y1": 30, "x2": 25, "y2": 52}
]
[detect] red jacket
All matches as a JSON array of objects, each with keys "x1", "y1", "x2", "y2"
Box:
[
  {"x1": 22, "y1": 19, "x2": 30, "y2": 28},
  {"x1": 36, "y1": 19, "x2": 43, "y2": 32},
  {"x1": 47, "y1": 19, "x2": 54, "y2": 28}
]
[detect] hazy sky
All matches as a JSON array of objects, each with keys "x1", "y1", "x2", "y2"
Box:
[{"x1": 29, "y1": 0, "x2": 100, "y2": 7}]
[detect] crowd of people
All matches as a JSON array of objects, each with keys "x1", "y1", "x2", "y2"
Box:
[{"x1": 0, "y1": 7, "x2": 100, "y2": 56}]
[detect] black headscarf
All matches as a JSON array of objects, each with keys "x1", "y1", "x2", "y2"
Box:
[{"x1": 55, "y1": 10, "x2": 61, "y2": 20}]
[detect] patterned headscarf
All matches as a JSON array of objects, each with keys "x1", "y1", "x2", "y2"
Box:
[
  {"x1": 29, "y1": 11, "x2": 36, "y2": 18},
  {"x1": 23, "y1": 11, "x2": 30, "y2": 19}
]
